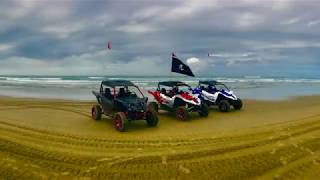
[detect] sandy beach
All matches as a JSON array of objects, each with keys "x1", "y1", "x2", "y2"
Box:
[{"x1": 0, "y1": 96, "x2": 319, "y2": 179}]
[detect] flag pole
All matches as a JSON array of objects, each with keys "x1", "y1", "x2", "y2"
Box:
[
  {"x1": 172, "y1": 52, "x2": 173, "y2": 81},
  {"x1": 170, "y1": 52, "x2": 173, "y2": 81}
]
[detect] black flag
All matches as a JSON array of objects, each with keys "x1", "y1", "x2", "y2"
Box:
[{"x1": 171, "y1": 53, "x2": 195, "y2": 77}]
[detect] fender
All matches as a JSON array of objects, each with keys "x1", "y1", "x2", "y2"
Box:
[
  {"x1": 148, "y1": 91, "x2": 174, "y2": 107},
  {"x1": 220, "y1": 90, "x2": 237, "y2": 100},
  {"x1": 195, "y1": 89, "x2": 237, "y2": 103},
  {"x1": 201, "y1": 90, "x2": 219, "y2": 103},
  {"x1": 176, "y1": 93, "x2": 201, "y2": 106},
  {"x1": 191, "y1": 88, "x2": 217, "y2": 103},
  {"x1": 148, "y1": 91, "x2": 163, "y2": 103}
]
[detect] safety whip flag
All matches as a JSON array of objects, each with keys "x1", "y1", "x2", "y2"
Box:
[{"x1": 171, "y1": 53, "x2": 195, "y2": 77}]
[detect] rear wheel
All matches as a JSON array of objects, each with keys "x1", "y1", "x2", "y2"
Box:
[
  {"x1": 146, "y1": 110, "x2": 159, "y2": 127},
  {"x1": 114, "y1": 112, "x2": 128, "y2": 132},
  {"x1": 234, "y1": 99, "x2": 243, "y2": 110},
  {"x1": 199, "y1": 104, "x2": 209, "y2": 117},
  {"x1": 148, "y1": 102, "x2": 159, "y2": 113},
  {"x1": 219, "y1": 100, "x2": 230, "y2": 112},
  {"x1": 91, "y1": 105, "x2": 102, "y2": 120},
  {"x1": 176, "y1": 106, "x2": 189, "y2": 121}
]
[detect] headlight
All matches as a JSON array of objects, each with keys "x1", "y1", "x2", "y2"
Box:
[{"x1": 128, "y1": 103, "x2": 135, "y2": 110}]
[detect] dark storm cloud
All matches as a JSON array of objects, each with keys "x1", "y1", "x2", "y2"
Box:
[{"x1": 0, "y1": 0, "x2": 319, "y2": 76}]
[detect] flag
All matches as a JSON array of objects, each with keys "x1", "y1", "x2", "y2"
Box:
[
  {"x1": 171, "y1": 53, "x2": 195, "y2": 77},
  {"x1": 107, "y1": 42, "x2": 111, "y2": 49}
]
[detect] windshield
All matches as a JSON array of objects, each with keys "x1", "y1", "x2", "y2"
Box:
[
  {"x1": 215, "y1": 84, "x2": 229, "y2": 91},
  {"x1": 110, "y1": 86, "x2": 144, "y2": 98},
  {"x1": 200, "y1": 83, "x2": 230, "y2": 92},
  {"x1": 177, "y1": 85, "x2": 191, "y2": 93},
  {"x1": 126, "y1": 86, "x2": 144, "y2": 98}
]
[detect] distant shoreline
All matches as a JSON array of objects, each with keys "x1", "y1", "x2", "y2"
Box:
[
  {"x1": 1, "y1": 75, "x2": 320, "y2": 100},
  {"x1": 1, "y1": 94, "x2": 320, "y2": 102}
]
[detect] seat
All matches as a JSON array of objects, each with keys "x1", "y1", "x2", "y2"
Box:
[
  {"x1": 104, "y1": 88, "x2": 112, "y2": 99},
  {"x1": 168, "y1": 87, "x2": 178, "y2": 97},
  {"x1": 208, "y1": 86, "x2": 217, "y2": 93},
  {"x1": 118, "y1": 87, "x2": 125, "y2": 97},
  {"x1": 161, "y1": 88, "x2": 167, "y2": 95}
]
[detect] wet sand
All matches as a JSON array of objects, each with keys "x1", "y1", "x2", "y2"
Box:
[{"x1": 0, "y1": 96, "x2": 319, "y2": 179}]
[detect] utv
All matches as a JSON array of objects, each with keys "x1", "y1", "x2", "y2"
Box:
[
  {"x1": 193, "y1": 80, "x2": 243, "y2": 112},
  {"x1": 148, "y1": 81, "x2": 209, "y2": 121},
  {"x1": 92, "y1": 80, "x2": 158, "y2": 132}
]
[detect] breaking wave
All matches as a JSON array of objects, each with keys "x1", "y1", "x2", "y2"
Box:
[
  {"x1": 1, "y1": 76, "x2": 320, "y2": 88},
  {"x1": 0, "y1": 75, "x2": 319, "y2": 100}
]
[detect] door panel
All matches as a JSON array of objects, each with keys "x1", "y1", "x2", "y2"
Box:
[{"x1": 101, "y1": 96, "x2": 114, "y2": 114}]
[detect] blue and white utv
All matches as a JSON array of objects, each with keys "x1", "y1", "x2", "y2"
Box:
[{"x1": 192, "y1": 81, "x2": 243, "y2": 112}]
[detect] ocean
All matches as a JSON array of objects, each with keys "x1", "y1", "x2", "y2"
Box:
[{"x1": 0, "y1": 75, "x2": 319, "y2": 100}]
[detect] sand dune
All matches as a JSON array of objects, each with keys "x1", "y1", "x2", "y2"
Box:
[{"x1": 0, "y1": 96, "x2": 319, "y2": 179}]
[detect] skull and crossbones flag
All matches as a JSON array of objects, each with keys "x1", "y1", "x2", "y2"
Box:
[{"x1": 171, "y1": 53, "x2": 195, "y2": 77}]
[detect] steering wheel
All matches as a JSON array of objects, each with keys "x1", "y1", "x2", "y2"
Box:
[{"x1": 129, "y1": 92, "x2": 137, "y2": 97}]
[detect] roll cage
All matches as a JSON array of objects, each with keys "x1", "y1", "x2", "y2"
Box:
[
  {"x1": 100, "y1": 80, "x2": 144, "y2": 100},
  {"x1": 199, "y1": 81, "x2": 230, "y2": 91},
  {"x1": 157, "y1": 81, "x2": 191, "y2": 96}
]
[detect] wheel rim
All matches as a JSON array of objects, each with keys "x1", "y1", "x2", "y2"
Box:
[
  {"x1": 201, "y1": 106, "x2": 207, "y2": 115},
  {"x1": 221, "y1": 104, "x2": 226, "y2": 111},
  {"x1": 147, "y1": 112, "x2": 154, "y2": 124},
  {"x1": 176, "y1": 109, "x2": 185, "y2": 120},
  {"x1": 114, "y1": 115, "x2": 122, "y2": 129},
  {"x1": 237, "y1": 100, "x2": 242, "y2": 108},
  {"x1": 92, "y1": 108, "x2": 96, "y2": 118},
  {"x1": 146, "y1": 112, "x2": 151, "y2": 121}
]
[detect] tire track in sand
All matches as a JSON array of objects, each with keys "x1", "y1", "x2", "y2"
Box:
[{"x1": 0, "y1": 102, "x2": 319, "y2": 179}]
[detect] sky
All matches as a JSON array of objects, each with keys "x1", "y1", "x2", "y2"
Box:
[{"x1": 0, "y1": 0, "x2": 320, "y2": 77}]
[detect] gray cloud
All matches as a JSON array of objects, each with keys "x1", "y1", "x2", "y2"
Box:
[{"x1": 0, "y1": 0, "x2": 319, "y2": 76}]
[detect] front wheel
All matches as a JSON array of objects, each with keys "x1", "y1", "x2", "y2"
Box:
[
  {"x1": 234, "y1": 99, "x2": 243, "y2": 110},
  {"x1": 146, "y1": 110, "x2": 159, "y2": 127},
  {"x1": 199, "y1": 104, "x2": 209, "y2": 117},
  {"x1": 218, "y1": 100, "x2": 231, "y2": 112},
  {"x1": 91, "y1": 105, "x2": 102, "y2": 120},
  {"x1": 114, "y1": 112, "x2": 128, "y2": 132},
  {"x1": 176, "y1": 106, "x2": 189, "y2": 121},
  {"x1": 148, "y1": 102, "x2": 159, "y2": 113}
]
